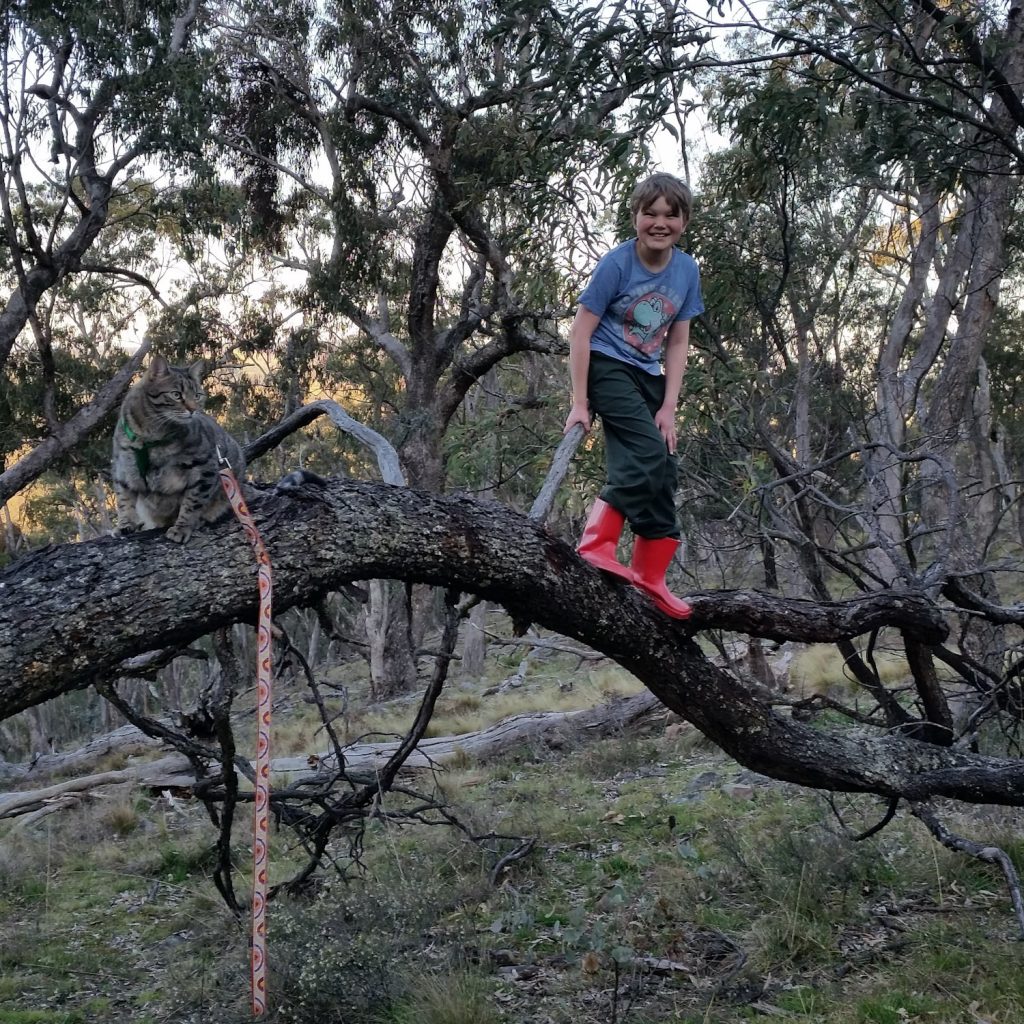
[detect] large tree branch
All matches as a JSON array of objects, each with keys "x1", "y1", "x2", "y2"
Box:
[
  {"x1": 0, "y1": 180, "x2": 112, "y2": 369},
  {"x1": 906, "y1": 0, "x2": 1024, "y2": 132},
  {"x1": 4, "y1": 477, "x2": 1020, "y2": 807},
  {"x1": 407, "y1": 196, "x2": 455, "y2": 355}
]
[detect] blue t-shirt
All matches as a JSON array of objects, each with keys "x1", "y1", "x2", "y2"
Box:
[{"x1": 579, "y1": 240, "x2": 704, "y2": 375}]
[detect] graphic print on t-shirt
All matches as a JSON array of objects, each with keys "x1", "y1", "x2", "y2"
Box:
[{"x1": 623, "y1": 291, "x2": 677, "y2": 355}]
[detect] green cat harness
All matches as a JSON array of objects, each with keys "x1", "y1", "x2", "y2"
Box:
[{"x1": 120, "y1": 418, "x2": 172, "y2": 478}]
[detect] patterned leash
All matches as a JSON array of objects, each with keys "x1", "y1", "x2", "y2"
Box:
[{"x1": 217, "y1": 452, "x2": 273, "y2": 1017}]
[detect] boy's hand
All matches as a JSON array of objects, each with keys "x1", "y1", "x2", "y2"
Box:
[
  {"x1": 564, "y1": 403, "x2": 592, "y2": 434},
  {"x1": 655, "y1": 407, "x2": 677, "y2": 454}
]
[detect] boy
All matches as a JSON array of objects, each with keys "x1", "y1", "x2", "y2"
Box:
[{"x1": 563, "y1": 172, "x2": 704, "y2": 619}]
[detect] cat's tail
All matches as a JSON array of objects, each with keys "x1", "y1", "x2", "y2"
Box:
[
  {"x1": 272, "y1": 468, "x2": 328, "y2": 494},
  {"x1": 240, "y1": 468, "x2": 330, "y2": 507}
]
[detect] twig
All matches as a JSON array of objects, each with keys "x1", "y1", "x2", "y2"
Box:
[
  {"x1": 275, "y1": 623, "x2": 349, "y2": 783},
  {"x1": 95, "y1": 682, "x2": 217, "y2": 768},
  {"x1": 775, "y1": 691, "x2": 886, "y2": 727},
  {"x1": 488, "y1": 837, "x2": 536, "y2": 886},
  {"x1": 826, "y1": 793, "x2": 900, "y2": 841},
  {"x1": 208, "y1": 629, "x2": 243, "y2": 916},
  {"x1": 361, "y1": 588, "x2": 461, "y2": 800},
  {"x1": 911, "y1": 801, "x2": 1024, "y2": 939}
]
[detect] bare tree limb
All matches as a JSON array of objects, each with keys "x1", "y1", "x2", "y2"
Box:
[
  {"x1": 911, "y1": 801, "x2": 1024, "y2": 939},
  {"x1": 0, "y1": 337, "x2": 152, "y2": 505},
  {"x1": 243, "y1": 399, "x2": 404, "y2": 484}
]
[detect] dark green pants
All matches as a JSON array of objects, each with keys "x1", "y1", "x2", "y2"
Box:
[{"x1": 588, "y1": 352, "x2": 680, "y2": 539}]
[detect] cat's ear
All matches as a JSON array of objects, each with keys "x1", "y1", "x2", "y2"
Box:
[
  {"x1": 188, "y1": 361, "x2": 205, "y2": 385},
  {"x1": 146, "y1": 353, "x2": 169, "y2": 379}
]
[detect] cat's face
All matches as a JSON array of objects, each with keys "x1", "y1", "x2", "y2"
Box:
[{"x1": 143, "y1": 355, "x2": 205, "y2": 422}]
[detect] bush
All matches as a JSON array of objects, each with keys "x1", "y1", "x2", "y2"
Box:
[{"x1": 272, "y1": 871, "x2": 479, "y2": 1023}]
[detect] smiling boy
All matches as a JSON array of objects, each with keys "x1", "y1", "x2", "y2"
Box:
[{"x1": 563, "y1": 172, "x2": 704, "y2": 619}]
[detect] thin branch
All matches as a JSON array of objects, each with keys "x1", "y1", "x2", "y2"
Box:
[
  {"x1": 208, "y1": 628, "x2": 243, "y2": 916},
  {"x1": 354, "y1": 588, "x2": 461, "y2": 803},
  {"x1": 243, "y1": 398, "x2": 404, "y2": 485},
  {"x1": 911, "y1": 801, "x2": 1024, "y2": 939},
  {"x1": 529, "y1": 423, "x2": 586, "y2": 522},
  {"x1": 826, "y1": 794, "x2": 901, "y2": 841}
]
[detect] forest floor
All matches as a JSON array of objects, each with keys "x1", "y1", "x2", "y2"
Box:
[{"x1": 2, "y1": 640, "x2": 1023, "y2": 1024}]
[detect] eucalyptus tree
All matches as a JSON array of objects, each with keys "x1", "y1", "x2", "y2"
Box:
[
  {"x1": 213, "y1": 0, "x2": 710, "y2": 491},
  {"x1": 683, "y1": 74, "x2": 879, "y2": 592},
  {"x1": 205, "y1": 0, "x2": 711, "y2": 691},
  {"x1": 0, "y1": 0, "x2": 219, "y2": 505},
  {"x1": 688, "y1": 0, "x2": 1024, "y2": 756}
]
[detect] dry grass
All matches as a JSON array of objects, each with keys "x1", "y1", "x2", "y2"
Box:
[
  {"x1": 789, "y1": 641, "x2": 910, "y2": 697},
  {"x1": 4, "y1": 725, "x2": 1024, "y2": 1024}
]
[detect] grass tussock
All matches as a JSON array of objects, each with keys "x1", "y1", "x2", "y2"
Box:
[
  {"x1": 789, "y1": 642, "x2": 910, "y2": 696},
  {"x1": 5, "y1": 735, "x2": 1024, "y2": 1023},
  {"x1": 380, "y1": 972, "x2": 501, "y2": 1024}
]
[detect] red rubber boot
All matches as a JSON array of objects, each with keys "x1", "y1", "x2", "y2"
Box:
[
  {"x1": 577, "y1": 499, "x2": 634, "y2": 583},
  {"x1": 631, "y1": 536, "x2": 693, "y2": 619}
]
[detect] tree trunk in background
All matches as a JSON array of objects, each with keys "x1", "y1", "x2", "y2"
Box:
[
  {"x1": 461, "y1": 600, "x2": 489, "y2": 681},
  {"x1": 363, "y1": 397, "x2": 446, "y2": 697},
  {"x1": 919, "y1": 163, "x2": 1019, "y2": 686},
  {"x1": 366, "y1": 580, "x2": 417, "y2": 699}
]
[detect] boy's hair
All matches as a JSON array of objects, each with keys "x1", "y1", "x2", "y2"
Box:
[{"x1": 629, "y1": 173, "x2": 693, "y2": 222}]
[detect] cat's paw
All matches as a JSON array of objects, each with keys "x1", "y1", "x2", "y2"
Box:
[
  {"x1": 166, "y1": 523, "x2": 193, "y2": 544},
  {"x1": 112, "y1": 522, "x2": 140, "y2": 538}
]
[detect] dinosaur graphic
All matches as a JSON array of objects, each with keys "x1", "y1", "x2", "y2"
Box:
[{"x1": 624, "y1": 293, "x2": 676, "y2": 354}]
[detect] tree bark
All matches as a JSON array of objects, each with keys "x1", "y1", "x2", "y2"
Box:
[{"x1": 4, "y1": 477, "x2": 1024, "y2": 806}]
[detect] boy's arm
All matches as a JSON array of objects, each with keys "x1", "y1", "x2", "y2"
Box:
[
  {"x1": 564, "y1": 305, "x2": 601, "y2": 434},
  {"x1": 655, "y1": 318, "x2": 691, "y2": 454}
]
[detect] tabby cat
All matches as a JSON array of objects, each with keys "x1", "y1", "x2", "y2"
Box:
[{"x1": 111, "y1": 354, "x2": 246, "y2": 544}]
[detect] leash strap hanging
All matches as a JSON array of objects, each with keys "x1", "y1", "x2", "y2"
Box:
[{"x1": 218, "y1": 454, "x2": 273, "y2": 1018}]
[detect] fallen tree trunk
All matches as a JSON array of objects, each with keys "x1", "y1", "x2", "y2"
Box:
[
  {"x1": 0, "y1": 723, "x2": 163, "y2": 783},
  {"x1": 0, "y1": 691, "x2": 665, "y2": 820},
  {"x1": 2, "y1": 476, "x2": 1022, "y2": 806},
  {"x1": 0, "y1": 755, "x2": 200, "y2": 822}
]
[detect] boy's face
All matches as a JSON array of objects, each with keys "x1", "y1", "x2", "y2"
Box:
[{"x1": 633, "y1": 195, "x2": 687, "y2": 258}]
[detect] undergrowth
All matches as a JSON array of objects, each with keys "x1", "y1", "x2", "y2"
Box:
[{"x1": 2, "y1": 659, "x2": 1023, "y2": 1024}]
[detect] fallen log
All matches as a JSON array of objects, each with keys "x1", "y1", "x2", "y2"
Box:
[
  {"x1": 0, "y1": 754, "x2": 199, "y2": 821},
  {"x1": 0, "y1": 723, "x2": 162, "y2": 783},
  {"x1": 0, "y1": 691, "x2": 664, "y2": 821}
]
